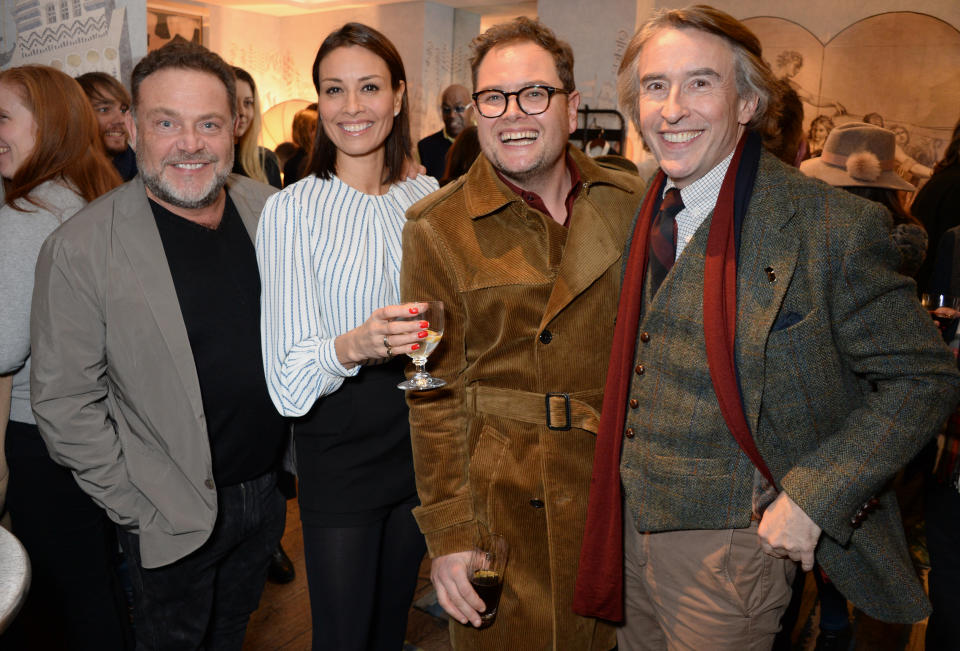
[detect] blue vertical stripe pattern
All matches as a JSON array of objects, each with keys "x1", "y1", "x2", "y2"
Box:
[{"x1": 256, "y1": 173, "x2": 438, "y2": 416}]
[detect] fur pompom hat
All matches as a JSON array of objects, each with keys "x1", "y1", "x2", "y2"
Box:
[{"x1": 799, "y1": 121, "x2": 915, "y2": 191}]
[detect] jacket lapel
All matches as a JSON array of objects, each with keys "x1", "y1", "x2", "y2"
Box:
[
  {"x1": 225, "y1": 174, "x2": 262, "y2": 242},
  {"x1": 736, "y1": 155, "x2": 800, "y2": 434},
  {"x1": 112, "y1": 178, "x2": 205, "y2": 419}
]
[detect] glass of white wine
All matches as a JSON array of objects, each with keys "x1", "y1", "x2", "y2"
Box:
[{"x1": 397, "y1": 301, "x2": 446, "y2": 391}]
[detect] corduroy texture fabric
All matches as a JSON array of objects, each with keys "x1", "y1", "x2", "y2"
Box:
[
  {"x1": 401, "y1": 146, "x2": 644, "y2": 650},
  {"x1": 582, "y1": 150, "x2": 960, "y2": 625}
]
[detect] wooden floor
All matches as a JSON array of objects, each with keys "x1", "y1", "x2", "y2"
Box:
[{"x1": 242, "y1": 499, "x2": 928, "y2": 651}]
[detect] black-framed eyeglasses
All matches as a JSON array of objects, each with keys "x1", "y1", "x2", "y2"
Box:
[
  {"x1": 441, "y1": 105, "x2": 469, "y2": 115},
  {"x1": 472, "y1": 85, "x2": 570, "y2": 118}
]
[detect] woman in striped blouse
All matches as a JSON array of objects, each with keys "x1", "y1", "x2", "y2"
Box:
[{"x1": 256, "y1": 23, "x2": 438, "y2": 651}]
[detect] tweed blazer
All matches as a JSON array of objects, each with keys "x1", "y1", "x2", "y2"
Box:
[
  {"x1": 622, "y1": 151, "x2": 960, "y2": 622},
  {"x1": 30, "y1": 175, "x2": 277, "y2": 569},
  {"x1": 401, "y1": 147, "x2": 644, "y2": 649}
]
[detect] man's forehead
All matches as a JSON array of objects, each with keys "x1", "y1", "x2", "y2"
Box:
[
  {"x1": 638, "y1": 27, "x2": 736, "y2": 75},
  {"x1": 442, "y1": 86, "x2": 470, "y2": 105},
  {"x1": 477, "y1": 40, "x2": 561, "y2": 85}
]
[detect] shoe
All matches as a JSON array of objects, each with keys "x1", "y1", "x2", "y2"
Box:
[
  {"x1": 814, "y1": 627, "x2": 852, "y2": 651},
  {"x1": 267, "y1": 543, "x2": 295, "y2": 584}
]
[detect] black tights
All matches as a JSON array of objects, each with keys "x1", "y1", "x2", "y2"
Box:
[{"x1": 301, "y1": 495, "x2": 426, "y2": 651}]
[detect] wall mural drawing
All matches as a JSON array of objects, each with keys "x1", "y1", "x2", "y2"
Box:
[{"x1": 744, "y1": 12, "x2": 960, "y2": 189}]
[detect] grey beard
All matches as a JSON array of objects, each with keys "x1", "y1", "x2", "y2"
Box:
[{"x1": 140, "y1": 165, "x2": 230, "y2": 209}]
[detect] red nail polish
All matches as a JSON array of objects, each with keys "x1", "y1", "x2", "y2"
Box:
[
  {"x1": 409, "y1": 307, "x2": 419, "y2": 314},
  {"x1": 411, "y1": 343, "x2": 420, "y2": 351},
  {"x1": 419, "y1": 321, "x2": 429, "y2": 328},
  {"x1": 418, "y1": 330, "x2": 428, "y2": 338}
]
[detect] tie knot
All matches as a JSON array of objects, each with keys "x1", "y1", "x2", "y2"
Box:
[{"x1": 661, "y1": 187, "x2": 684, "y2": 216}]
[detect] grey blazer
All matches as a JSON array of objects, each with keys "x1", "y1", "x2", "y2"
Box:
[{"x1": 30, "y1": 175, "x2": 277, "y2": 568}]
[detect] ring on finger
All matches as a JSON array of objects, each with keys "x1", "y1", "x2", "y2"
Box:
[{"x1": 383, "y1": 335, "x2": 393, "y2": 357}]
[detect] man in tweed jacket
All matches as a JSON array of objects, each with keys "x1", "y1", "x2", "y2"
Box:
[{"x1": 574, "y1": 7, "x2": 960, "y2": 650}]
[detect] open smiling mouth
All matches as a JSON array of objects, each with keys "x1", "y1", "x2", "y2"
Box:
[
  {"x1": 0, "y1": 146, "x2": 9, "y2": 155},
  {"x1": 341, "y1": 122, "x2": 373, "y2": 134},
  {"x1": 501, "y1": 130, "x2": 538, "y2": 144},
  {"x1": 662, "y1": 131, "x2": 701, "y2": 143}
]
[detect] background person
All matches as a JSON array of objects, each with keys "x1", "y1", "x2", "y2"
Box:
[
  {"x1": 417, "y1": 83, "x2": 472, "y2": 179},
  {"x1": 438, "y1": 124, "x2": 480, "y2": 186},
  {"x1": 234, "y1": 66, "x2": 282, "y2": 189},
  {"x1": 257, "y1": 23, "x2": 436, "y2": 651},
  {"x1": 75, "y1": 71, "x2": 138, "y2": 181},
  {"x1": 282, "y1": 106, "x2": 317, "y2": 187},
  {"x1": 0, "y1": 64, "x2": 126, "y2": 650}
]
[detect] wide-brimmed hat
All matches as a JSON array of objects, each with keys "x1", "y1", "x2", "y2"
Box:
[{"x1": 799, "y1": 122, "x2": 915, "y2": 191}]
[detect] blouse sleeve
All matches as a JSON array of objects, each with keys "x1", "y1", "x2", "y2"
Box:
[{"x1": 256, "y1": 188, "x2": 360, "y2": 417}]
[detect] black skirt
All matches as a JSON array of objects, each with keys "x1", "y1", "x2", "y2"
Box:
[{"x1": 294, "y1": 357, "x2": 418, "y2": 526}]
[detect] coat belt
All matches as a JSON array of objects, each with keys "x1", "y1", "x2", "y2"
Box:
[{"x1": 465, "y1": 385, "x2": 601, "y2": 434}]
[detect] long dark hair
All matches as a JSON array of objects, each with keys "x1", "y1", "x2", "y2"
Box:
[
  {"x1": 842, "y1": 185, "x2": 922, "y2": 228},
  {"x1": 308, "y1": 23, "x2": 411, "y2": 185},
  {"x1": 933, "y1": 118, "x2": 960, "y2": 174}
]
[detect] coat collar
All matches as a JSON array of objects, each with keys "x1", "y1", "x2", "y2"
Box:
[
  {"x1": 463, "y1": 145, "x2": 638, "y2": 220},
  {"x1": 112, "y1": 174, "x2": 261, "y2": 419}
]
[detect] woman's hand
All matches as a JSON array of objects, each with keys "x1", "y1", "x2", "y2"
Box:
[{"x1": 334, "y1": 302, "x2": 430, "y2": 368}]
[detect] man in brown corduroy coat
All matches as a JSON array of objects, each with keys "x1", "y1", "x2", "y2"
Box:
[{"x1": 400, "y1": 17, "x2": 644, "y2": 651}]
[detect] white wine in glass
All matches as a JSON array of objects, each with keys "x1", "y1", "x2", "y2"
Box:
[{"x1": 397, "y1": 301, "x2": 447, "y2": 391}]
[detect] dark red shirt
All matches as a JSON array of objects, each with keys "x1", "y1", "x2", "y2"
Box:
[{"x1": 495, "y1": 152, "x2": 582, "y2": 227}]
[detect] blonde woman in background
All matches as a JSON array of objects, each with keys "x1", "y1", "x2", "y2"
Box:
[{"x1": 233, "y1": 66, "x2": 282, "y2": 189}]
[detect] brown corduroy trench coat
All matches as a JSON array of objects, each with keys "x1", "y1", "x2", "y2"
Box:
[{"x1": 401, "y1": 148, "x2": 644, "y2": 650}]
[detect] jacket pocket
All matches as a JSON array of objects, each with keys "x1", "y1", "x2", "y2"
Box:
[{"x1": 468, "y1": 424, "x2": 510, "y2": 530}]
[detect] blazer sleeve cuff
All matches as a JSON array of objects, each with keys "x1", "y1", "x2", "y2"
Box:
[{"x1": 413, "y1": 493, "x2": 476, "y2": 558}]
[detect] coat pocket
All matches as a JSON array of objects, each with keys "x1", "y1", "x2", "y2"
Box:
[{"x1": 468, "y1": 424, "x2": 510, "y2": 531}]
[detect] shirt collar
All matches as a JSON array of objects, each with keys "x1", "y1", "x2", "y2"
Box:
[
  {"x1": 663, "y1": 150, "x2": 735, "y2": 220},
  {"x1": 494, "y1": 152, "x2": 582, "y2": 226}
]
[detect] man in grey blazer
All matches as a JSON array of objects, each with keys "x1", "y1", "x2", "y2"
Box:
[
  {"x1": 573, "y1": 6, "x2": 960, "y2": 650},
  {"x1": 30, "y1": 42, "x2": 286, "y2": 649}
]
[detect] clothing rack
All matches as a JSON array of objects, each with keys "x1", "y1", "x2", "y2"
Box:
[{"x1": 572, "y1": 105, "x2": 626, "y2": 155}]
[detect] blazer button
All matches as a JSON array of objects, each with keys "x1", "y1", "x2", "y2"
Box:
[
  {"x1": 625, "y1": 428, "x2": 635, "y2": 439},
  {"x1": 635, "y1": 364, "x2": 645, "y2": 375},
  {"x1": 640, "y1": 332, "x2": 650, "y2": 343},
  {"x1": 529, "y1": 498, "x2": 545, "y2": 509},
  {"x1": 204, "y1": 479, "x2": 215, "y2": 490},
  {"x1": 629, "y1": 398, "x2": 639, "y2": 409},
  {"x1": 539, "y1": 329, "x2": 553, "y2": 344}
]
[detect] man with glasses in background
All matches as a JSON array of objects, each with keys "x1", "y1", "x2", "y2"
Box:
[
  {"x1": 401, "y1": 17, "x2": 644, "y2": 650},
  {"x1": 417, "y1": 84, "x2": 473, "y2": 179}
]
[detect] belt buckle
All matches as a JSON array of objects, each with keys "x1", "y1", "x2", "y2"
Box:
[{"x1": 545, "y1": 392, "x2": 571, "y2": 431}]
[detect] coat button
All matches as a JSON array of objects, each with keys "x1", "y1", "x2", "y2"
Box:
[
  {"x1": 529, "y1": 498, "x2": 545, "y2": 508},
  {"x1": 204, "y1": 479, "x2": 215, "y2": 490},
  {"x1": 625, "y1": 428, "x2": 635, "y2": 439},
  {"x1": 640, "y1": 332, "x2": 650, "y2": 343},
  {"x1": 635, "y1": 364, "x2": 645, "y2": 375},
  {"x1": 539, "y1": 329, "x2": 553, "y2": 344},
  {"x1": 629, "y1": 398, "x2": 639, "y2": 409}
]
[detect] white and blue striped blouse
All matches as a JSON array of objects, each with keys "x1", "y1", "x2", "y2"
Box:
[{"x1": 256, "y1": 173, "x2": 439, "y2": 416}]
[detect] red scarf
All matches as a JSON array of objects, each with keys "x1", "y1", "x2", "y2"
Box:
[{"x1": 572, "y1": 132, "x2": 772, "y2": 621}]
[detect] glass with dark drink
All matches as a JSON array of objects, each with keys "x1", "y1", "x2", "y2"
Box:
[
  {"x1": 468, "y1": 533, "x2": 509, "y2": 629},
  {"x1": 922, "y1": 293, "x2": 960, "y2": 341}
]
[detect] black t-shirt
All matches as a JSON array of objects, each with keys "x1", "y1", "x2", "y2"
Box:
[{"x1": 151, "y1": 193, "x2": 285, "y2": 486}]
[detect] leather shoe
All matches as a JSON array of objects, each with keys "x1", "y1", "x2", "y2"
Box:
[
  {"x1": 267, "y1": 543, "x2": 295, "y2": 584},
  {"x1": 814, "y1": 627, "x2": 852, "y2": 651}
]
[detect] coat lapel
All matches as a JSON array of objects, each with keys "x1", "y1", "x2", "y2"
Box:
[
  {"x1": 112, "y1": 178, "x2": 205, "y2": 419},
  {"x1": 736, "y1": 155, "x2": 800, "y2": 435}
]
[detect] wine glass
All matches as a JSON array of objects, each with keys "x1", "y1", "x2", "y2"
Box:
[
  {"x1": 921, "y1": 293, "x2": 960, "y2": 340},
  {"x1": 397, "y1": 301, "x2": 446, "y2": 391}
]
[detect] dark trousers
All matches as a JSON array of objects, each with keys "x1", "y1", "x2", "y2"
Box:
[
  {"x1": 2, "y1": 420, "x2": 132, "y2": 650},
  {"x1": 302, "y1": 493, "x2": 425, "y2": 651},
  {"x1": 118, "y1": 472, "x2": 285, "y2": 651},
  {"x1": 925, "y1": 476, "x2": 960, "y2": 651}
]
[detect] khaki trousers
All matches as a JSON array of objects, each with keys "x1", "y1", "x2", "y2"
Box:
[{"x1": 617, "y1": 518, "x2": 796, "y2": 651}]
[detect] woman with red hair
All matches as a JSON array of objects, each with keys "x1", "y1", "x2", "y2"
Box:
[{"x1": 0, "y1": 65, "x2": 128, "y2": 649}]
